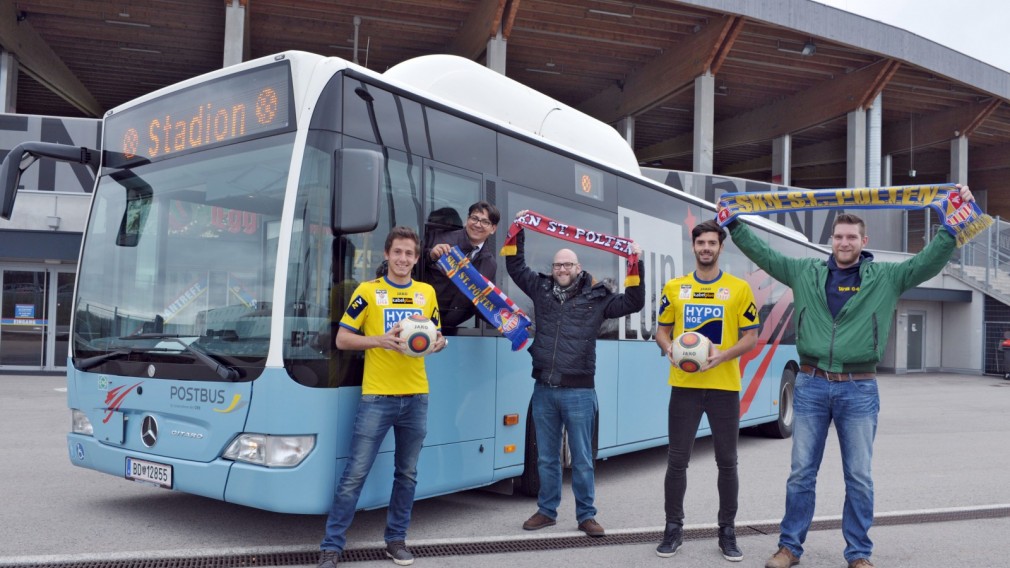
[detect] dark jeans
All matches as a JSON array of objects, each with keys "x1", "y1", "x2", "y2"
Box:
[{"x1": 664, "y1": 386, "x2": 740, "y2": 528}]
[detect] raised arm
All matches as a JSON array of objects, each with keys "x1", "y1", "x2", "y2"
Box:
[
  {"x1": 728, "y1": 220, "x2": 803, "y2": 287},
  {"x1": 505, "y1": 216, "x2": 542, "y2": 296},
  {"x1": 603, "y1": 243, "x2": 645, "y2": 318}
]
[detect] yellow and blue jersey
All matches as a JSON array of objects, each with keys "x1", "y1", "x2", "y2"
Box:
[
  {"x1": 658, "y1": 271, "x2": 759, "y2": 391},
  {"x1": 340, "y1": 276, "x2": 440, "y2": 395}
]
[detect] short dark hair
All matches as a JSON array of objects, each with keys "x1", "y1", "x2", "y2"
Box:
[
  {"x1": 468, "y1": 201, "x2": 501, "y2": 226},
  {"x1": 832, "y1": 213, "x2": 866, "y2": 237},
  {"x1": 692, "y1": 219, "x2": 726, "y2": 244},
  {"x1": 385, "y1": 226, "x2": 420, "y2": 255}
]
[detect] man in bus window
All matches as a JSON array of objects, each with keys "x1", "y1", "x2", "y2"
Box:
[
  {"x1": 425, "y1": 201, "x2": 500, "y2": 328},
  {"x1": 318, "y1": 226, "x2": 447, "y2": 568},
  {"x1": 654, "y1": 219, "x2": 759, "y2": 562},
  {"x1": 729, "y1": 185, "x2": 974, "y2": 568},
  {"x1": 506, "y1": 209, "x2": 644, "y2": 538}
]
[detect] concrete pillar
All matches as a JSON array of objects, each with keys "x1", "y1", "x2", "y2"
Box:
[
  {"x1": 0, "y1": 50, "x2": 17, "y2": 113},
  {"x1": 772, "y1": 134, "x2": 791, "y2": 186},
  {"x1": 693, "y1": 72, "x2": 714, "y2": 174},
  {"x1": 223, "y1": 0, "x2": 248, "y2": 68},
  {"x1": 847, "y1": 107, "x2": 867, "y2": 187},
  {"x1": 486, "y1": 26, "x2": 506, "y2": 74},
  {"x1": 950, "y1": 135, "x2": 969, "y2": 185},
  {"x1": 616, "y1": 116, "x2": 635, "y2": 147},
  {"x1": 866, "y1": 93, "x2": 882, "y2": 187}
]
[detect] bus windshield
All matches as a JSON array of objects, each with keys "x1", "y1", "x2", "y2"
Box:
[{"x1": 72, "y1": 133, "x2": 295, "y2": 380}]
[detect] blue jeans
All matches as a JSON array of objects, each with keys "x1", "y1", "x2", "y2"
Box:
[
  {"x1": 321, "y1": 394, "x2": 428, "y2": 552},
  {"x1": 664, "y1": 387, "x2": 740, "y2": 528},
  {"x1": 778, "y1": 372, "x2": 878, "y2": 562},
  {"x1": 531, "y1": 383, "x2": 598, "y2": 523}
]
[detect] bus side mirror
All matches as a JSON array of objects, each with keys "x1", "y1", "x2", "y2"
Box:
[
  {"x1": 0, "y1": 142, "x2": 99, "y2": 220},
  {"x1": 110, "y1": 170, "x2": 153, "y2": 247},
  {"x1": 332, "y1": 148, "x2": 381, "y2": 234}
]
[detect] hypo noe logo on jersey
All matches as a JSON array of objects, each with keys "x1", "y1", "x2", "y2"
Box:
[
  {"x1": 684, "y1": 303, "x2": 724, "y2": 344},
  {"x1": 384, "y1": 309, "x2": 423, "y2": 332}
]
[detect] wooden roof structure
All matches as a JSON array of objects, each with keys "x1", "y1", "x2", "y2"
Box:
[{"x1": 3, "y1": 0, "x2": 1009, "y2": 215}]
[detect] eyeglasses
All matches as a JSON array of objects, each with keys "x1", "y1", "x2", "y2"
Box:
[
  {"x1": 467, "y1": 214, "x2": 494, "y2": 228},
  {"x1": 551, "y1": 262, "x2": 578, "y2": 271}
]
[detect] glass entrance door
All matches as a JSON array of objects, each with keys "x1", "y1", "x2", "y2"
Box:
[
  {"x1": 1, "y1": 270, "x2": 48, "y2": 367},
  {"x1": 0, "y1": 268, "x2": 76, "y2": 370}
]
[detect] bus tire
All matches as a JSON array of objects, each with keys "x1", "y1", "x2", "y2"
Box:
[
  {"x1": 756, "y1": 367, "x2": 795, "y2": 439},
  {"x1": 517, "y1": 410, "x2": 540, "y2": 497}
]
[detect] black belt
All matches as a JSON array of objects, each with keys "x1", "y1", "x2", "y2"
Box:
[{"x1": 800, "y1": 364, "x2": 875, "y2": 382}]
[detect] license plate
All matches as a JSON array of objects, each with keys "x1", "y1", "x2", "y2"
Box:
[{"x1": 125, "y1": 457, "x2": 173, "y2": 488}]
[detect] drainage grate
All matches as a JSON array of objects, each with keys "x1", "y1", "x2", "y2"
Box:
[{"x1": 6, "y1": 505, "x2": 1009, "y2": 568}]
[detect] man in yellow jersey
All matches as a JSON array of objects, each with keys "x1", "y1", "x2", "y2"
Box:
[
  {"x1": 654, "y1": 219, "x2": 760, "y2": 563},
  {"x1": 319, "y1": 226, "x2": 446, "y2": 568}
]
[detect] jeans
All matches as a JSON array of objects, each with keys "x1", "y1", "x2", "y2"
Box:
[
  {"x1": 664, "y1": 387, "x2": 740, "y2": 528},
  {"x1": 321, "y1": 394, "x2": 428, "y2": 552},
  {"x1": 778, "y1": 372, "x2": 878, "y2": 562},
  {"x1": 531, "y1": 382, "x2": 598, "y2": 523}
]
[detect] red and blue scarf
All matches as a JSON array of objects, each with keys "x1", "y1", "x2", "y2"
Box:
[
  {"x1": 500, "y1": 210, "x2": 640, "y2": 286},
  {"x1": 436, "y1": 246, "x2": 531, "y2": 351}
]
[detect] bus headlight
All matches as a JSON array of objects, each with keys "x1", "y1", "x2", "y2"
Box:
[
  {"x1": 223, "y1": 434, "x2": 315, "y2": 467},
  {"x1": 71, "y1": 409, "x2": 93, "y2": 436}
]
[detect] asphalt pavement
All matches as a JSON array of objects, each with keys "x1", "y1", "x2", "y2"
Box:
[{"x1": 2, "y1": 372, "x2": 1008, "y2": 568}]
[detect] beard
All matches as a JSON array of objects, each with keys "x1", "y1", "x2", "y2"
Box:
[{"x1": 695, "y1": 253, "x2": 719, "y2": 269}]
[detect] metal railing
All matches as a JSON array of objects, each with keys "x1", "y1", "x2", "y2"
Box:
[{"x1": 941, "y1": 216, "x2": 1010, "y2": 305}]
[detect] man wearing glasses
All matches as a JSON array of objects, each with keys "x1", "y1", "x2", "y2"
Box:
[
  {"x1": 425, "y1": 201, "x2": 501, "y2": 328},
  {"x1": 506, "y1": 210, "x2": 644, "y2": 538}
]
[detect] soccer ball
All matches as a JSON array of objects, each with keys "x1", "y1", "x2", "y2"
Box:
[
  {"x1": 399, "y1": 315, "x2": 437, "y2": 357},
  {"x1": 671, "y1": 331, "x2": 712, "y2": 373}
]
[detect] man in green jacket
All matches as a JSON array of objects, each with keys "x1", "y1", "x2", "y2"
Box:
[{"x1": 728, "y1": 185, "x2": 974, "y2": 568}]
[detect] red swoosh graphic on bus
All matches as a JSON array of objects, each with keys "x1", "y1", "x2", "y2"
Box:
[
  {"x1": 738, "y1": 271, "x2": 794, "y2": 417},
  {"x1": 103, "y1": 382, "x2": 142, "y2": 423}
]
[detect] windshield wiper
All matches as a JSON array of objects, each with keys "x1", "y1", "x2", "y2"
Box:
[
  {"x1": 77, "y1": 349, "x2": 133, "y2": 372},
  {"x1": 117, "y1": 334, "x2": 241, "y2": 381}
]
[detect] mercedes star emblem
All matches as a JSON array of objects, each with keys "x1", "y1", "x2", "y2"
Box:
[{"x1": 141, "y1": 415, "x2": 159, "y2": 447}]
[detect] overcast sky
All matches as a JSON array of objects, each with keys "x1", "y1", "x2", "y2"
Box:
[{"x1": 813, "y1": 0, "x2": 1010, "y2": 73}]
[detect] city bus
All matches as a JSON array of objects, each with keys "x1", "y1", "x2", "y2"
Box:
[{"x1": 0, "y1": 51, "x2": 805, "y2": 514}]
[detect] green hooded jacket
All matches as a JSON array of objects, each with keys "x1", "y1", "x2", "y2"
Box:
[{"x1": 729, "y1": 221, "x2": 955, "y2": 372}]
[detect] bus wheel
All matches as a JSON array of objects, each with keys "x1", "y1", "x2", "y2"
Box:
[
  {"x1": 516, "y1": 411, "x2": 540, "y2": 497},
  {"x1": 756, "y1": 367, "x2": 795, "y2": 439}
]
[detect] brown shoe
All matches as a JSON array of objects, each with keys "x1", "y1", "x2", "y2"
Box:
[
  {"x1": 578, "y1": 517, "x2": 605, "y2": 537},
  {"x1": 848, "y1": 559, "x2": 874, "y2": 568},
  {"x1": 765, "y1": 546, "x2": 800, "y2": 568},
  {"x1": 522, "y1": 512, "x2": 556, "y2": 531}
]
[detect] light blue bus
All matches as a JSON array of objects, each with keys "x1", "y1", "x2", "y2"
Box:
[{"x1": 0, "y1": 51, "x2": 803, "y2": 514}]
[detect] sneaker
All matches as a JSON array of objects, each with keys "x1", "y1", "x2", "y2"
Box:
[
  {"x1": 656, "y1": 523, "x2": 683, "y2": 558},
  {"x1": 718, "y1": 526, "x2": 743, "y2": 562},
  {"x1": 522, "y1": 512, "x2": 557, "y2": 531},
  {"x1": 578, "y1": 517, "x2": 606, "y2": 537},
  {"x1": 765, "y1": 546, "x2": 800, "y2": 568},
  {"x1": 848, "y1": 559, "x2": 875, "y2": 568},
  {"x1": 317, "y1": 550, "x2": 340, "y2": 568},
  {"x1": 385, "y1": 541, "x2": 414, "y2": 566}
]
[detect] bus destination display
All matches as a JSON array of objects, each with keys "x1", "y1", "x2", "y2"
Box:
[{"x1": 104, "y1": 62, "x2": 293, "y2": 167}]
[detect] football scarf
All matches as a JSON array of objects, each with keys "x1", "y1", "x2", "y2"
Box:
[
  {"x1": 500, "y1": 210, "x2": 641, "y2": 286},
  {"x1": 716, "y1": 183, "x2": 991, "y2": 247},
  {"x1": 436, "y1": 246, "x2": 531, "y2": 351}
]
